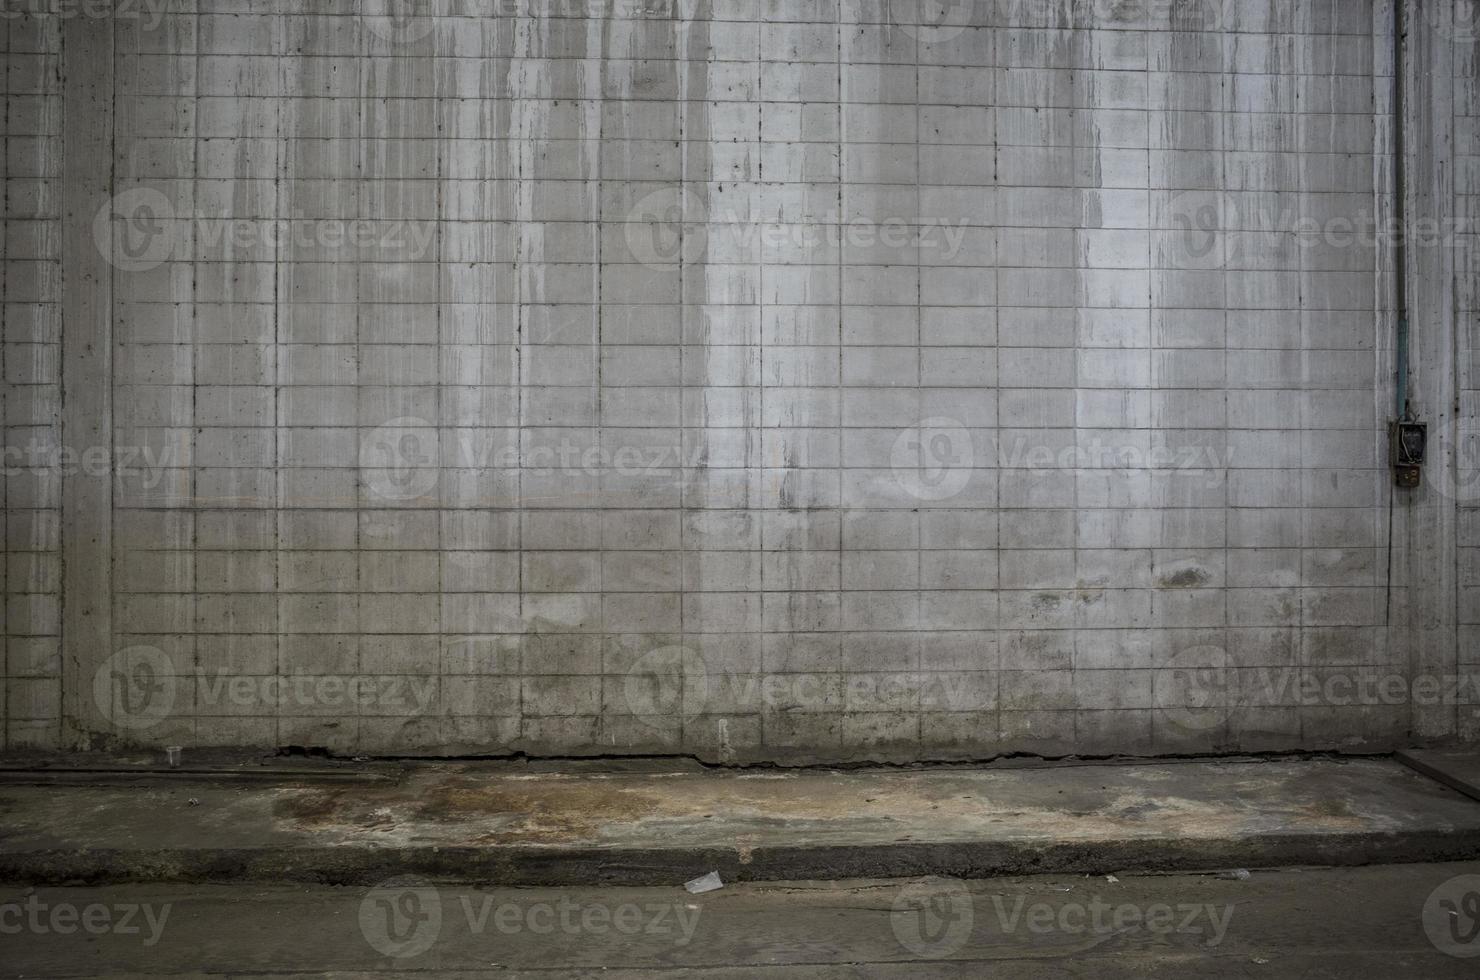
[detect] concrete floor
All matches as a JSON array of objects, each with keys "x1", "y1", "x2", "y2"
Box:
[
  {"x1": 4, "y1": 756, "x2": 1480, "y2": 885},
  {"x1": 3, "y1": 863, "x2": 1479, "y2": 977}
]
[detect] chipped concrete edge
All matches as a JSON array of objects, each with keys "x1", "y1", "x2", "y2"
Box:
[{"x1": 5, "y1": 831, "x2": 1480, "y2": 887}]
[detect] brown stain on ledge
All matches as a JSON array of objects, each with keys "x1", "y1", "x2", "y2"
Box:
[
  {"x1": 264, "y1": 764, "x2": 1403, "y2": 849},
  {"x1": 274, "y1": 778, "x2": 673, "y2": 844}
]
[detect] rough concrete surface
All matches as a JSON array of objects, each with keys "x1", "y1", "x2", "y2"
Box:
[
  {"x1": 3, "y1": 756, "x2": 1480, "y2": 885},
  {"x1": 3, "y1": 0, "x2": 1478, "y2": 763},
  {"x1": 4, "y1": 863, "x2": 1480, "y2": 976},
  {"x1": 1399, "y1": 746, "x2": 1480, "y2": 803}
]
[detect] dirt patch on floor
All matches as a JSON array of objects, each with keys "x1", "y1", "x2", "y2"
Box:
[
  {"x1": 264, "y1": 763, "x2": 1418, "y2": 848},
  {"x1": 273, "y1": 777, "x2": 679, "y2": 844}
]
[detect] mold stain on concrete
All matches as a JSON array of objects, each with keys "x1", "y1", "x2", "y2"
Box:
[{"x1": 1159, "y1": 568, "x2": 1212, "y2": 589}]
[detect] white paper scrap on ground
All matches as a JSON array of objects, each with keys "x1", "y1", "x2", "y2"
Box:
[{"x1": 684, "y1": 871, "x2": 724, "y2": 894}]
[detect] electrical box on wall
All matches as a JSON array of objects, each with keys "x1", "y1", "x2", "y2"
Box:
[{"x1": 1391, "y1": 419, "x2": 1427, "y2": 488}]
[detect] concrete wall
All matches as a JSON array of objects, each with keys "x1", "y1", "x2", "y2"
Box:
[
  {"x1": 3, "y1": 10, "x2": 64, "y2": 748},
  {"x1": 1419, "y1": 0, "x2": 1480, "y2": 743},
  {"x1": 2, "y1": 0, "x2": 1471, "y2": 762},
  {"x1": 1461, "y1": 13, "x2": 1480, "y2": 742}
]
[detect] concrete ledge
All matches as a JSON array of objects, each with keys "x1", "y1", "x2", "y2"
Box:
[
  {"x1": 3, "y1": 757, "x2": 1479, "y2": 886},
  {"x1": 8, "y1": 832, "x2": 1480, "y2": 888},
  {"x1": 1397, "y1": 748, "x2": 1480, "y2": 803}
]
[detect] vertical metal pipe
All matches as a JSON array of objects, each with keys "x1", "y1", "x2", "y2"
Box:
[{"x1": 1394, "y1": 0, "x2": 1410, "y2": 419}]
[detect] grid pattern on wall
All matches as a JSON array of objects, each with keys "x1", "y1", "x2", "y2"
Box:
[
  {"x1": 1459, "y1": 15, "x2": 1480, "y2": 741},
  {"x1": 3, "y1": 14, "x2": 63, "y2": 748},
  {"x1": 12, "y1": 0, "x2": 1436, "y2": 760}
]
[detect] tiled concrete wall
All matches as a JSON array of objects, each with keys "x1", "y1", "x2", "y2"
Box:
[
  {"x1": 2, "y1": 14, "x2": 63, "y2": 747},
  {"x1": 1452, "y1": 6, "x2": 1480, "y2": 741},
  {"x1": 5, "y1": 0, "x2": 1473, "y2": 761}
]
